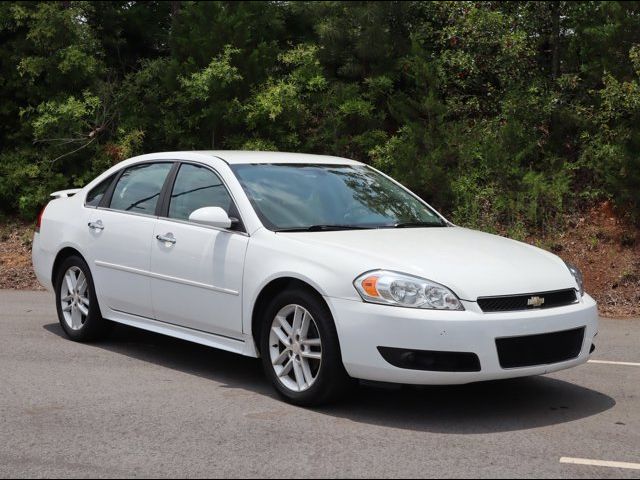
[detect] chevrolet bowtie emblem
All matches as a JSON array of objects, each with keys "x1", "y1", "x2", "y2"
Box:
[{"x1": 527, "y1": 296, "x2": 545, "y2": 307}]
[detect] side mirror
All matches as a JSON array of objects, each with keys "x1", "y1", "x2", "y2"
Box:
[{"x1": 188, "y1": 207, "x2": 233, "y2": 229}]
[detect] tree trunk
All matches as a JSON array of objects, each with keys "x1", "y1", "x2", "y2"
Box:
[
  {"x1": 172, "y1": 1, "x2": 181, "y2": 16},
  {"x1": 550, "y1": 1, "x2": 561, "y2": 79}
]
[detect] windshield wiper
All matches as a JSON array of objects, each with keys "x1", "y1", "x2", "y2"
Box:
[
  {"x1": 389, "y1": 221, "x2": 446, "y2": 228},
  {"x1": 276, "y1": 224, "x2": 373, "y2": 232}
]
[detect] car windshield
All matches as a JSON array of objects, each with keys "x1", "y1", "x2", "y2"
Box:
[{"x1": 230, "y1": 163, "x2": 446, "y2": 231}]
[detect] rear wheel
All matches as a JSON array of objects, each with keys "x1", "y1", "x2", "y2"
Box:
[
  {"x1": 55, "y1": 255, "x2": 110, "y2": 341},
  {"x1": 260, "y1": 288, "x2": 353, "y2": 406}
]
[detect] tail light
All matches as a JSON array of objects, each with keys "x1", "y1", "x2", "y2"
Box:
[{"x1": 35, "y1": 205, "x2": 47, "y2": 233}]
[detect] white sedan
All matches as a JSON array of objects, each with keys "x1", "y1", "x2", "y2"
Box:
[{"x1": 32, "y1": 151, "x2": 598, "y2": 405}]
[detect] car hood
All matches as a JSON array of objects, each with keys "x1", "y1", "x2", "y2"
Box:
[{"x1": 280, "y1": 226, "x2": 578, "y2": 300}]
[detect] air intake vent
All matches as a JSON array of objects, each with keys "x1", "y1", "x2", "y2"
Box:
[{"x1": 496, "y1": 327, "x2": 585, "y2": 369}]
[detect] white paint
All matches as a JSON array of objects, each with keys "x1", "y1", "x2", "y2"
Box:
[
  {"x1": 32, "y1": 150, "x2": 599, "y2": 394},
  {"x1": 560, "y1": 457, "x2": 640, "y2": 471},
  {"x1": 94, "y1": 260, "x2": 239, "y2": 295},
  {"x1": 588, "y1": 359, "x2": 640, "y2": 367},
  {"x1": 50, "y1": 188, "x2": 81, "y2": 199}
]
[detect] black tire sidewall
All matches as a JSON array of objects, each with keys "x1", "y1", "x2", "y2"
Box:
[
  {"x1": 54, "y1": 255, "x2": 106, "y2": 342},
  {"x1": 260, "y1": 288, "x2": 351, "y2": 406}
]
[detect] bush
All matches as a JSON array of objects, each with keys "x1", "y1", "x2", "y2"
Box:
[{"x1": 1, "y1": 1, "x2": 639, "y2": 230}]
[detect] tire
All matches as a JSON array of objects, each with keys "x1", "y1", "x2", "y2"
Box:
[
  {"x1": 260, "y1": 287, "x2": 354, "y2": 406},
  {"x1": 54, "y1": 255, "x2": 110, "y2": 342}
]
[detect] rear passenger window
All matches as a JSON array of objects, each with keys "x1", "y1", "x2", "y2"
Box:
[
  {"x1": 168, "y1": 164, "x2": 235, "y2": 221},
  {"x1": 86, "y1": 174, "x2": 115, "y2": 207},
  {"x1": 109, "y1": 163, "x2": 172, "y2": 214}
]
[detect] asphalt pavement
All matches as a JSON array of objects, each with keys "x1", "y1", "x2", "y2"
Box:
[{"x1": 0, "y1": 290, "x2": 639, "y2": 478}]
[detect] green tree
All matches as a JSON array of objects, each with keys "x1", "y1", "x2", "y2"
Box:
[{"x1": 0, "y1": 1, "x2": 639, "y2": 227}]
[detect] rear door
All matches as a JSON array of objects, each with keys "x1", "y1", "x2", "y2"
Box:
[
  {"x1": 87, "y1": 162, "x2": 174, "y2": 318},
  {"x1": 149, "y1": 162, "x2": 248, "y2": 338}
]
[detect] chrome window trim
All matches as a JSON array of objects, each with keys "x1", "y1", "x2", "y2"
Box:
[
  {"x1": 156, "y1": 215, "x2": 250, "y2": 237},
  {"x1": 94, "y1": 206, "x2": 158, "y2": 220},
  {"x1": 81, "y1": 160, "x2": 176, "y2": 212},
  {"x1": 82, "y1": 158, "x2": 250, "y2": 237},
  {"x1": 90, "y1": 206, "x2": 250, "y2": 238},
  {"x1": 83, "y1": 173, "x2": 119, "y2": 209},
  {"x1": 160, "y1": 159, "x2": 250, "y2": 236}
]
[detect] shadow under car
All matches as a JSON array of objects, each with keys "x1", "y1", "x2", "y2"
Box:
[{"x1": 43, "y1": 321, "x2": 615, "y2": 434}]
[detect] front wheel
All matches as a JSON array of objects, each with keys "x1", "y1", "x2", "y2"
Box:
[
  {"x1": 260, "y1": 288, "x2": 353, "y2": 406},
  {"x1": 55, "y1": 255, "x2": 110, "y2": 342}
]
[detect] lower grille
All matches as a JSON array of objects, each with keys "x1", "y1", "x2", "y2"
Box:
[
  {"x1": 496, "y1": 327, "x2": 585, "y2": 369},
  {"x1": 378, "y1": 347, "x2": 481, "y2": 372},
  {"x1": 478, "y1": 289, "x2": 577, "y2": 313}
]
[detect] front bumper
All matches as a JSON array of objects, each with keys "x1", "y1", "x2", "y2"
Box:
[{"x1": 325, "y1": 294, "x2": 598, "y2": 385}]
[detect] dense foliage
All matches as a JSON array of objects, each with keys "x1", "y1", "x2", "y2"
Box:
[{"x1": 1, "y1": 1, "x2": 639, "y2": 234}]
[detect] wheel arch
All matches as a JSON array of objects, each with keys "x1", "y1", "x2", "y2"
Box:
[
  {"x1": 251, "y1": 276, "x2": 330, "y2": 356},
  {"x1": 52, "y1": 246, "x2": 86, "y2": 284}
]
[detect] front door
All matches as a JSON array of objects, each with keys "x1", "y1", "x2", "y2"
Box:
[{"x1": 149, "y1": 163, "x2": 248, "y2": 338}]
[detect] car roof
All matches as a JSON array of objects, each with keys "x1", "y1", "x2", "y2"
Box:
[
  {"x1": 133, "y1": 150, "x2": 363, "y2": 166},
  {"x1": 202, "y1": 150, "x2": 362, "y2": 165}
]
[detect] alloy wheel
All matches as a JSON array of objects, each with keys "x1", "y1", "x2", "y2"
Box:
[
  {"x1": 269, "y1": 304, "x2": 322, "y2": 392},
  {"x1": 60, "y1": 266, "x2": 90, "y2": 331}
]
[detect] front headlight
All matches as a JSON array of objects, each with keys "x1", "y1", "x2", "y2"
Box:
[
  {"x1": 564, "y1": 260, "x2": 584, "y2": 297},
  {"x1": 354, "y1": 270, "x2": 464, "y2": 310}
]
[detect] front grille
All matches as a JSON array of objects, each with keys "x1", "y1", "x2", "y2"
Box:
[
  {"x1": 496, "y1": 327, "x2": 585, "y2": 369},
  {"x1": 378, "y1": 347, "x2": 481, "y2": 372},
  {"x1": 478, "y1": 289, "x2": 577, "y2": 313}
]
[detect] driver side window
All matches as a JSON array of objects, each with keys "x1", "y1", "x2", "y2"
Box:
[{"x1": 168, "y1": 164, "x2": 239, "y2": 225}]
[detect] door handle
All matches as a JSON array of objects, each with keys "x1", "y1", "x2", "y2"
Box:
[
  {"x1": 88, "y1": 220, "x2": 104, "y2": 231},
  {"x1": 156, "y1": 233, "x2": 176, "y2": 245}
]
